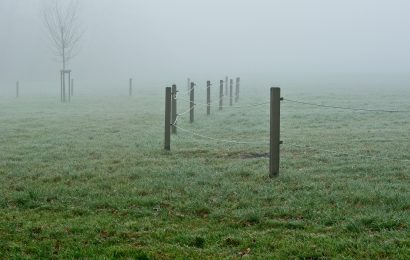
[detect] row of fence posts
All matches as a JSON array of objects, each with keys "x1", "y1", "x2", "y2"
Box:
[
  {"x1": 164, "y1": 79, "x2": 281, "y2": 177},
  {"x1": 13, "y1": 77, "x2": 234, "y2": 102},
  {"x1": 187, "y1": 78, "x2": 240, "y2": 123},
  {"x1": 186, "y1": 77, "x2": 240, "y2": 104},
  {"x1": 165, "y1": 78, "x2": 241, "y2": 146}
]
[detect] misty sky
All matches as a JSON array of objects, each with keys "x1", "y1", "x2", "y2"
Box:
[{"x1": 1, "y1": 0, "x2": 410, "y2": 89}]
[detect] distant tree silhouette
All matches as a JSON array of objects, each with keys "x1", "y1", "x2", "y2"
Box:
[{"x1": 42, "y1": 0, "x2": 83, "y2": 71}]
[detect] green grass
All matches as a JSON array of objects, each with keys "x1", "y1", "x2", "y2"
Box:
[{"x1": 0, "y1": 86, "x2": 409, "y2": 258}]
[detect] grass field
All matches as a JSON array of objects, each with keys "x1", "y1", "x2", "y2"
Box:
[{"x1": 0, "y1": 84, "x2": 409, "y2": 258}]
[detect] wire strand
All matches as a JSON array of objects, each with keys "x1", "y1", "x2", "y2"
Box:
[
  {"x1": 284, "y1": 98, "x2": 410, "y2": 113},
  {"x1": 285, "y1": 142, "x2": 410, "y2": 163},
  {"x1": 171, "y1": 115, "x2": 180, "y2": 126},
  {"x1": 177, "y1": 85, "x2": 195, "y2": 97},
  {"x1": 174, "y1": 125, "x2": 269, "y2": 145},
  {"x1": 177, "y1": 105, "x2": 196, "y2": 116},
  {"x1": 176, "y1": 98, "x2": 269, "y2": 109}
]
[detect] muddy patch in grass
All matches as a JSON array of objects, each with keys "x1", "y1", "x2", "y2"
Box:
[{"x1": 241, "y1": 152, "x2": 269, "y2": 159}]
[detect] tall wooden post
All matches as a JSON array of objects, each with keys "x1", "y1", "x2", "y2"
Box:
[
  {"x1": 164, "y1": 87, "x2": 171, "y2": 150},
  {"x1": 230, "y1": 79, "x2": 233, "y2": 106},
  {"x1": 225, "y1": 76, "x2": 228, "y2": 95},
  {"x1": 206, "y1": 80, "x2": 211, "y2": 115},
  {"x1": 129, "y1": 78, "x2": 133, "y2": 96},
  {"x1": 235, "y1": 77, "x2": 240, "y2": 102},
  {"x1": 190, "y1": 82, "x2": 194, "y2": 123},
  {"x1": 71, "y1": 79, "x2": 74, "y2": 96},
  {"x1": 16, "y1": 81, "x2": 19, "y2": 98},
  {"x1": 270, "y1": 87, "x2": 281, "y2": 177},
  {"x1": 172, "y1": 84, "x2": 177, "y2": 134},
  {"x1": 219, "y1": 80, "x2": 223, "y2": 111}
]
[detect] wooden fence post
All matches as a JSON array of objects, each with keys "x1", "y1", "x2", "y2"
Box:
[
  {"x1": 270, "y1": 87, "x2": 281, "y2": 177},
  {"x1": 164, "y1": 87, "x2": 171, "y2": 150},
  {"x1": 230, "y1": 79, "x2": 233, "y2": 106},
  {"x1": 225, "y1": 76, "x2": 228, "y2": 95},
  {"x1": 235, "y1": 77, "x2": 240, "y2": 102},
  {"x1": 16, "y1": 81, "x2": 19, "y2": 98},
  {"x1": 219, "y1": 80, "x2": 223, "y2": 111},
  {"x1": 172, "y1": 84, "x2": 177, "y2": 134},
  {"x1": 207, "y1": 80, "x2": 211, "y2": 115},
  {"x1": 129, "y1": 78, "x2": 133, "y2": 96},
  {"x1": 190, "y1": 82, "x2": 195, "y2": 123}
]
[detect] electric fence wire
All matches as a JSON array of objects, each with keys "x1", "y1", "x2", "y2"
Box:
[
  {"x1": 283, "y1": 98, "x2": 410, "y2": 113},
  {"x1": 172, "y1": 118, "x2": 409, "y2": 163},
  {"x1": 180, "y1": 91, "x2": 226, "y2": 105},
  {"x1": 173, "y1": 125, "x2": 269, "y2": 145},
  {"x1": 284, "y1": 142, "x2": 410, "y2": 163},
  {"x1": 171, "y1": 91, "x2": 409, "y2": 163},
  {"x1": 178, "y1": 87, "x2": 194, "y2": 97},
  {"x1": 176, "y1": 105, "x2": 196, "y2": 116},
  {"x1": 171, "y1": 115, "x2": 180, "y2": 126},
  {"x1": 175, "y1": 97, "x2": 270, "y2": 109}
]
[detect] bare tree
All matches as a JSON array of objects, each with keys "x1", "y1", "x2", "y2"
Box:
[
  {"x1": 42, "y1": 0, "x2": 83, "y2": 102},
  {"x1": 42, "y1": 0, "x2": 83, "y2": 71}
]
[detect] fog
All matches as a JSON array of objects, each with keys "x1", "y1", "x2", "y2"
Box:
[{"x1": 1, "y1": 0, "x2": 410, "y2": 94}]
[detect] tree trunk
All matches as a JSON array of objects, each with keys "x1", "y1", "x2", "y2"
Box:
[{"x1": 62, "y1": 42, "x2": 66, "y2": 102}]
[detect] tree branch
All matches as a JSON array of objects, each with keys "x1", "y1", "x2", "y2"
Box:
[{"x1": 42, "y1": 0, "x2": 83, "y2": 69}]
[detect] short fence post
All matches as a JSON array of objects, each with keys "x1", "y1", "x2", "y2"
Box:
[
  {"x1": 270, "y1": 87, "x2": 281, "y2": 177},
  {"x1": 172, "y1": 84, "x2": 177, "y2": 134},
  {"x1": 219, "y1": 80, "x2": 223, "y2": 110},
  {"x1": 16, "y1": 81, "x2": 19, "y2": 98},
  {"x1": 225, "y1": 76, "x2": 228, "y2": 95},
  {"x1": 164, "y1": 87, "x2": 171, "y2": 150},
  {"x1": 235, "y1": 77, "x2": 240, "y2": 102},
  {"x1": 206, "y1": 80, "x2": 211, "y2": 115},
  {"x1": 190, "y1": 82, "x2": 195, "y2": 123},
  {"x1": 230, "y1": 79, "x2": 233, "y2": 106},
  {"x1": 129, "y1": 78, "x2": 133, "y2": 96}
]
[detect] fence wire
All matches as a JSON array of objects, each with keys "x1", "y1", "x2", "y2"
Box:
[
  {"x1": 175, "y1": 97, "x2": 269, "y2": 109},
  {"x1": 173, "y1": 125, "x2": 269, "y2": 145},
  {"x1": 169, "y1": 88, "x2": 409, "y2": 164},
  {"x1": 177, "y1": 105, "x2": 196, "y2": 116},
  {"x1": 177, "y1": 87, "x2": 194, "y2": 97},
  {"x1": 284, "y1": 142, "x2": 410, "y2": 163},
  {"x1": 283, "y1": 98, "x2": 410, "y2": 113}
]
